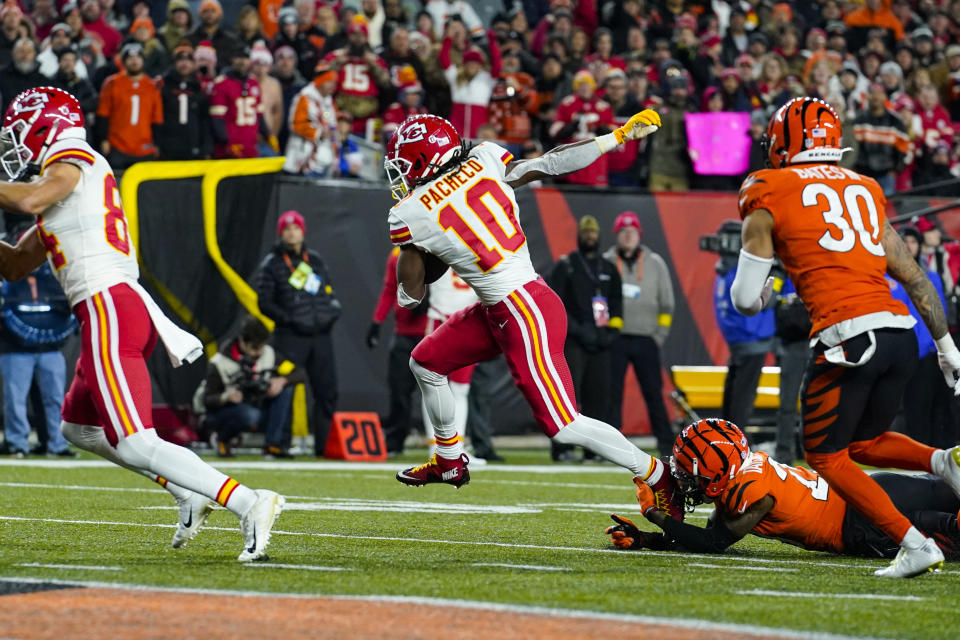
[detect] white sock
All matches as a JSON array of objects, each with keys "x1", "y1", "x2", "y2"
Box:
[
  {"x1": 901, "y1": 526, "x2": 928, "y2": 550},
  {"x1": 450, "y1": 382, "x2": 470, "y2": 435},
  {"x1": 61, "y1": 421, "x2": 191, "y2": 501},
  {"x1": 115, "y1": 429, "x2": 257, "y2": 517},
  {"x1": 552, "y1": 413, "x2": 663, "y2": 481},
  {"x1": 411, "y1": 358, "x2": 463, "y2": 459}
]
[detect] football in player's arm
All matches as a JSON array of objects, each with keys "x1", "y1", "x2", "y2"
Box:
[
  {"x1": 394, "y1": 109, "x2": 662, "y2": 308},
  {"x1": 0, "y1": 163, "x2": 82, "y2": 281}
]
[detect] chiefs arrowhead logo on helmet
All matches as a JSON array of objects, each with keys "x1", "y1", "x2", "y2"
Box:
[
  {"x1": 0, "y1": 86, "x2": 86, "y2": 180},
  {"x1": 384, "y1": 115, "x2": 465, "y2": 200}
]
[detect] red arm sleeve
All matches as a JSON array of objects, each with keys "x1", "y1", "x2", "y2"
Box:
[
  {"x1": 439, "y1": 36, "x2": 453, "y2": 70},
  {"x1": 488, "y1": 32, "x2": 502, "y2": 78},
  {"x1": 372, "y1": 249, "x2": 400, "y2": 323}
]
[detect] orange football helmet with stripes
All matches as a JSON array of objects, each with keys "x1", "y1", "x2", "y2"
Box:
[
  {"x1": 670, "y1": 419, "x2": 750, "y2": 506},
  {"x1": 762, "y1": 97, "x2": 848, "y2": 169},
  {"x1": 0, "y1": 86, "x2": 86, "y2": 180}
]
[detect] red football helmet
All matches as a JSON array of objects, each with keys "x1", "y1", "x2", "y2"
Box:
[
  {"x1": 762, "y1": 96, "x2": 847, "y2": 169},
  {"x1": 0, "y1": 86, "x2": 86, "y2": 180},
  {"x1": 670, "y1": 418, "x2": 750, "y2": 505},
  {"x1": 384, "y1": 114, "x2": 465, "y2": 200}
]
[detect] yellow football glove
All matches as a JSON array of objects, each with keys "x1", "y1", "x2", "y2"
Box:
[
  {"x1": 268, "y1": 135, "x2": 280, "y2": 154},
  {"x1": 614, "y1": 109, "x2": 661, "y2": 143}
]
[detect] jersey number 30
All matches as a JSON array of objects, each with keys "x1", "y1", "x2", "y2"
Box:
[
  {"x1": 803, "y1": 183, "x2": 884, "y2": 257},
  {"x1": 438, "y1": 178, "x2": 525, "y2": 272}
]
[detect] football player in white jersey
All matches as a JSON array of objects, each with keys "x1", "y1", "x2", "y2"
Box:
[
  {"x1": 384, "y1": 112, "x2": 685, "y2": 519},
  {"x1": 0, "y1": 87, "x2": 282, "y2": 561}
]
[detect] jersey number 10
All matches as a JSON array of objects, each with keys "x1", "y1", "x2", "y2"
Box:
[{"x1": 438, "y1": 178, "x2": 525, "y2": 272}]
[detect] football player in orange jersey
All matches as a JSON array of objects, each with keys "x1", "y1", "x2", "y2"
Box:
[
  {"x1": 729, "y1": 97, "x2": 960, "y2": 577},
  {"x1": 605, "y1": 419, "x2": 960, "y2": 563}
]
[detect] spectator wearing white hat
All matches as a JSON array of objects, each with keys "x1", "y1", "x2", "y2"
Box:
[
  {"x1": 38, "y1": 22, "x2": 89, "y2": 80},
  {"x1": 602, "y1": 211, "x2": 675, "y2": 457}
]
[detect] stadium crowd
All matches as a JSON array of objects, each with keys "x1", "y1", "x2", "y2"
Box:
[{"x1": 0, "y1": 0, "x2": 957, "y2": 190}]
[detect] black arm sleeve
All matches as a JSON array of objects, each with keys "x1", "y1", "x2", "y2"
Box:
[
  {"x1": 211, "y1": 115, "x2": 229, "y2": 144},
  {"x1": 656, "y1": 515, "x2": 744, "y2": 554}
]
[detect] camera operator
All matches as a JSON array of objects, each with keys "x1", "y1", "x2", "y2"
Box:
[
  {"x1": 200, "y1": 316, "x2": 305, "y2": 458},
  {"x1": 704, "y1": 220, "x2": 778, "y2": 434}
]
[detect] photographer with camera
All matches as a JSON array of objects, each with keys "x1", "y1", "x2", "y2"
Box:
[
  {"x1": 199, "y1": 316, "x2": 305, "y2": 458},
  {"x1": 705, "y1": 220, "x2": 778, "y2": 434}
]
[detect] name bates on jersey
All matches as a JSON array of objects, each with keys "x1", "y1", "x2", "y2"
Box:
[{"x1": 387, "y1": 142, "x2": 538, "y2": 306}]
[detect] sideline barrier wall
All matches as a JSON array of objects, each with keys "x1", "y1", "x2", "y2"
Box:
[{"x1": 122, "y1": 165, "x2": 951, "y2": 436}]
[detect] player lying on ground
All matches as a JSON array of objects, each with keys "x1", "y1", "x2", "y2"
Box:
[
  {"x1": 729, "y1": 97, "x2": 960, "y2": 577},
  {"x1": 605, "y1": 419, "x2": 960, "y2": 565},
  {"x1": 0, "y1": 87, "x2": 282, "y2": 561},
  {"x1": 382, "y1": 112, "x2": 687, "y2": 515}
]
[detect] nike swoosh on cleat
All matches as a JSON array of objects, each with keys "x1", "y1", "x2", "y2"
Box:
[
  {"x1": 247, "y1": 531, "x2": 257, "y2": 554},
  {"x1": 182, "y1": 512, "x2": 192, "y2": 529}
]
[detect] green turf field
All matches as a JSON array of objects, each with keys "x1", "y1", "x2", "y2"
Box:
[{"x1": 0, "y1": 450, "x2": 956, "y2": 639}]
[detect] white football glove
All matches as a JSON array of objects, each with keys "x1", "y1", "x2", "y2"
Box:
[{"x1": 935, "y1": 335, "x2": 960, "y2": 395}]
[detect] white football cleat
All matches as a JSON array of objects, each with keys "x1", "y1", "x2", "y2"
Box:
[
  {"x1": 172, "y1": 493, "x2": 216, "y2": 549},
  {"x1": 874, "y1": 538, "x2": 944, "y2": 578},
  {"x1": 932, "y1": 446, "x2": 960, "y2": 498},
  {"x1": 238, "y1": 490, "x2": 285, "y2": 562}
]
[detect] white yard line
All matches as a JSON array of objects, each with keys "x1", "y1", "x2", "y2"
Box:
[
  {"x1": 15, "y1": 562, "x2": 123, "y2": 572},
  {"x1": 245, "y1": 563, "x2": 349, "y2": 572},
  {"x1": 0, "y1": 576, "x2": 886, "y2": 640},
  {"x1": 471, "y1": 563, "x2": 571, "y2": 572},
  {"x1": 738, "y1": 589, "x2": 926, "y2": 602},
  {"x1": 0, "y1": 514, "x2": 882, "y2": 571},
  {"x1": 689, "y1": 563, "x2": 797, "y2": 572}
]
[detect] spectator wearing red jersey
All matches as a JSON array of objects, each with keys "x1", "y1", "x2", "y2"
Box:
[
  {"x1": 549, "y1": 70, "x2": 614, "y2": 187},
  {"x1": 585, "y1": 27, "x2": 625, "y2": 73},
  {"x1": 324, "y1": 15, "x2": 390, "y2": 139},
  {"x1": 604, "y1": 69, "x2": 644, "y2": 187},
  {"x1": 30, "y1": 0, "x2": 57, "y2": 43},
  {"x1": 188, "y1": 0, "x2": 239, "y2": 70},
  {"x1": 210, "y1": 45, "x2": 277, "y2": 158},
  {"x1": 96, "y1": 42, "x2": 162, "y2": 169},
  {"x1": 79, "y1": 0, "x2": 121, "y2": 59},
  {"x1": 440, "y1": 26, "x2": 500, "y2": 140},
  {"x1": 368, "y1": 247, "x2": 429, "y2": 457},
  {"x1": 913, "y1": 84, "x2": 955, "y2": 190}
]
